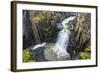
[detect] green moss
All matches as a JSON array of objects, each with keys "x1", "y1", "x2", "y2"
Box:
[
  {"x1": 23, "y1": 49, "x2": 36, "y2": 62},
  {"x1": 79, "y1": 52, "x2": 90, "y2": 59},
  {"x1": 42, "y1": 26, "x2": 52, "y2": 37},
  {"x1": 84, "y1": 48, "x2": 91, "y2": 52}
]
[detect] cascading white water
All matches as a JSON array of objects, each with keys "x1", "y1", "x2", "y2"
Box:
[
  {"x1": 52, "y1": 29, "x2": 71, "y2": 60},
  {"x1": 51, "y1": 16, "x2": 76, "y2": 60}
]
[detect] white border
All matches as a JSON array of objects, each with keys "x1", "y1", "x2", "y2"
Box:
[{"x1": 17, "y1": 3, "x2": 96, "y2": 69}]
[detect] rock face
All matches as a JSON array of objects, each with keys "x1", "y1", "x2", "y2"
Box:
[
  {"x1": 23, "y1": 10, "x2": 35, "y2": 49},
  {"x1": 32, "y1": 46, "x2": 47, "y2": 62},
  {"x1": 67, "y1": 13, "x2": 91, "y2": 59},
  {"x1": 30, "y1": 43, "x2": 47, "y2": 62},
  {"x1": 75, "y1": 13, "x2": 91, "y2": 49}
]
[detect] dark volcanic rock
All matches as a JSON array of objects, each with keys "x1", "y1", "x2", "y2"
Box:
[{"x1": 32, "y1": 47, "x2": 47, "y2": 62}]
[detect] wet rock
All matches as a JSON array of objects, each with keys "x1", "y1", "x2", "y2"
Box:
[{"x1": 32, "y1": 46, "x2": 47, "y2": 62}]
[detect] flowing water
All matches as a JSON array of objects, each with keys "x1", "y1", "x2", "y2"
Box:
[
  {"x1": 52, "y1": 29, "x2": 71, "y2": 60},
  {"x1": 51, "y1": 16, "x2": 76, "y2": 60}
]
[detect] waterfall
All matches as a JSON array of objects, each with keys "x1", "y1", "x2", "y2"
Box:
[{"x1": 51, "y1": 16, "x2": 76, "y2": 60}]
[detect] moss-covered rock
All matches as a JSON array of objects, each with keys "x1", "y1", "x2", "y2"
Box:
[
  {"x1": 23, "y1": 49, "x2": 36, "y2": 62},
  {"x1": 79, "y1": 52, "x2": 90, "y2": 59}
]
